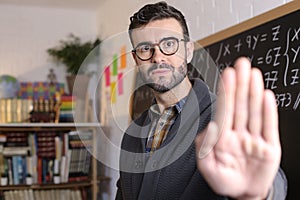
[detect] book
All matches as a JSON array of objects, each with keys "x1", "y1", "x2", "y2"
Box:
[
  {"x1": 0, "y1": 99, "x2": 5, "y2": 123},
  {"x1": 3, "y1": 146, "x2": 29, "y2": 156},
  {"x1": 3, "y1": 190, "x2": 11, "y2": 200},
  {"x1": 75, "y1": 189, "x2": 83, "y2": 200},
  {"x1": 5, "y1": 132, "x2": 28, "y2": 147},
  {"x1": 62, "y1": 150, "x2": 72, "y2": 183},
  {"x1": 3, "y1": 146, "x2": 29, "y2": 185},
  {"x1": 14, "y1": 155, "x2": 25, "y2": 185},
  {"x1": 0, "y1": 145, "x2": 4, "y2": 175},
  {"x1": 28, "y1": 189, "x2": 34, "y2": 200},
  {"x1": 0, "y1": 99, "x2": 32, "y2": 123},
  {"x1": 37, "y1": 132, "x2": 56, "y2": 158},
  {"x1": 23, "y1": 190, "x2": 29, "y2": 200},
  {"x1": 6, "y1": 98, "x2": 12, "y2": 123},
  {"x1": 12, "y1": 156, "x2": 21, "y2": 185},
  {"x1": 6, "y1": 157, "x2": 13, "y2": 185},
  {"x1": 59, "y1": 95, "x2": 76, "y2": 122},
  {"x1": 67, "y1": 131, "x2": 92, "y2": 182},
  {"x1": 0, "y1": 133, "x2": 7, "y2": 143}
]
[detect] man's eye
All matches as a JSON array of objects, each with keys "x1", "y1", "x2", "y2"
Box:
[
  {"x1": 166, "y1": 41, "x2": 175, "y2": 47},
  {"x1": 162, "y1": 40, "x2": 176, "y2": 48},
  {"x1": 139, "y1": 45, "x2": 151, "y2": 52}
]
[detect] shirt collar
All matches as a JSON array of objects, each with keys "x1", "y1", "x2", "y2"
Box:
[{"x1": 149, "y1": 95, "x2": 188, "y2": 119}]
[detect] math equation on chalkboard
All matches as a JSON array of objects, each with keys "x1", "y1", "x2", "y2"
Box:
[{"x1": 193, "y1": 10, "x2": 299, "y2": 111}]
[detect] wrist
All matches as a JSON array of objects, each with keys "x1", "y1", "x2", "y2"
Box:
[{"x1": 233, "y1": 186, "x2": 273, "y2": 200}]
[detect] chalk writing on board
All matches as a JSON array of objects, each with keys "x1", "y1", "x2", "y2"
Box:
[{"x1": 193, "y1": 10, "x2": 299, "y2": 112}]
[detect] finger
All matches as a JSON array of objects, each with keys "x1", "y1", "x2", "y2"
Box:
[
  {"x1": 233, "y1": 57, "x2": 251, "y2": 130},
  {"x1": 215, "y1": 67, "x2": 236, "y2": 131},
  {"x1": 263, "y1": 90, "x2": 280, "y2": 145},
  {"x1": 248, "y1": 68, "x2": 264, "y2": 137},
  {"x1": 243, "y1": 136, "x2": 265, "y2": 159}
]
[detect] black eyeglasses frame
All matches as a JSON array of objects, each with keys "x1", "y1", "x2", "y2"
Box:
[{"x1": 132, "y1": 37, "x2": 187, "y2": 61}]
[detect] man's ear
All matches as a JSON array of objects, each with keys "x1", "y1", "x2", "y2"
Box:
[{"x1": 186, "y1": 41, "x2": 194, "y2": 63}]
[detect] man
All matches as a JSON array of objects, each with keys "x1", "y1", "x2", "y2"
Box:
[{"x1": 116, "y1": 2, "x2": 287, "y2": 199}]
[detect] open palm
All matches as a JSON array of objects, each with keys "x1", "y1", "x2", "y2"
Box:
[{"x1": 196, "y1": 57, "x2": 281, "y2": 200}]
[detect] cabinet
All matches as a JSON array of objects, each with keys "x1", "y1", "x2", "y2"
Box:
[{"x1": 0, "y1": 123, "x2": 108, "y2": 200}]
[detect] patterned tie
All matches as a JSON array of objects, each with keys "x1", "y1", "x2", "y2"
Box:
[{"x1": 147, "y1": 106, "x2": 176, "y2": 154}]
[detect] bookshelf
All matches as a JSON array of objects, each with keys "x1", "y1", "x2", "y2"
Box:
[{"x1": 0, "y1": 122, "x2": 108, "y2": 200}]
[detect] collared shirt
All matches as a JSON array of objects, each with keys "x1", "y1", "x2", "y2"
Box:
[{"x1": 145, "y1": 96, "x2": 188, "y2": 153}]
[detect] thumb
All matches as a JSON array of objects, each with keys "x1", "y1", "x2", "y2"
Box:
[{"x1": 196, "y1": 121, "x2": 220, "y2": 159}]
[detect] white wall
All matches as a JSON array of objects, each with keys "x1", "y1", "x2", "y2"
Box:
[
  {"x1": 96, "y1": 0, "x2": 293, "y2": 41},
  {"x1": 0, "y1": 4, "x2": 98, "y2": 85},
  {"x1": 96, "y1": 0, "x2": 292, "y2": 199}
]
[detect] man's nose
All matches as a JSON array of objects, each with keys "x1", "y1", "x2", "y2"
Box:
[{"x1": 152, "y1": 46, "x2": 165, "y2": 63}]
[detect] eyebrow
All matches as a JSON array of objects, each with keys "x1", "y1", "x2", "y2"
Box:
[
  {"x1": 135, "y1": 41, "x2": 152, "y2": 48},
  {"x1": 135, "y1": 36, "x2": 178, "y2": 48}
]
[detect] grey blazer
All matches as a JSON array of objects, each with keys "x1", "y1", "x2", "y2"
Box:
[{"x1": 116, "y1": 79, "x2": 287, "y2": 200}]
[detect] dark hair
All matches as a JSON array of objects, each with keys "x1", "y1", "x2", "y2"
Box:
[{"x1": 128, "y1": 1, "x2": 190, "y2": 43}]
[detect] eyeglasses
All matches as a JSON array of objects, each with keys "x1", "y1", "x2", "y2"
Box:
[{"x1": 132, "y1": 37, "x2": 186, "y2": 61}]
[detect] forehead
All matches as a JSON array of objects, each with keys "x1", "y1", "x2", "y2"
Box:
[{"x1": 131, "y1": 18, "x2": 183, "y2": 45}]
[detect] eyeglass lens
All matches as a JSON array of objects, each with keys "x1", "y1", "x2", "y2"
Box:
[{"x1": 134, "y1": 37, "x2": 181, "y2": 61}]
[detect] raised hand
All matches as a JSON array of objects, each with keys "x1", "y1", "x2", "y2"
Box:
[{"x1": 195, "y1": 57, "x2": 281, "y2": 200}]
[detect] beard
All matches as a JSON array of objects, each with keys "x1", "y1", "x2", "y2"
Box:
[{"x1": 139, "y1": 62, "x2": 188, "y2": 93}]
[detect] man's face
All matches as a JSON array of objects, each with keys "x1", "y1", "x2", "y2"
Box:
[{"x1": 131, "y1": 18, "x2": 194, "y2": 93}]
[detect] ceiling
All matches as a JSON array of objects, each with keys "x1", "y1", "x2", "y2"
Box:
[{"x1": 0, "y1": 0, "x2": 104, "y2": 10}]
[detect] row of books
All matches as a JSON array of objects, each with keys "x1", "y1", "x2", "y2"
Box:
[
  {"x1": 59, "y1": 95, "x2": 76, "y2": 123},
  {"x1": 30, "y1": 98, "x2": 59, "y2": 123},
  {"x1": 0, "y1": 99, "x2": 33, "y2": 123},
  {"x1": 2, "y1": 188, "x2": 87, "y2": 200},
  {"x1": 0, "y1": 95, "x2": 76, "y2": 123},
  {"x1": 0, "y1": 130, "x2": 93, "y2": 185}
]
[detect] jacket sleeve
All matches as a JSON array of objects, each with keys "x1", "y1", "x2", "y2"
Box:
[
  {"x1": 268, "y1": 168, "x2": 288, "y2": 200},
  {"x1": 115, "y1": 177, "x2": 123, "y2": 200}
]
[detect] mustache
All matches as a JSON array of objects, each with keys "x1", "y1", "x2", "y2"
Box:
[{"x1": 148, "y1": 63, "x2": 175, "y2": 75}]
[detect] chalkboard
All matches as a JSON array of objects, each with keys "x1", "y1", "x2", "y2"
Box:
[{"x1": 194, "y1": 2, "x2": 299, "y2": 199}]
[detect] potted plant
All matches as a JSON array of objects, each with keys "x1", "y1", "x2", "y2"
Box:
[{"x1": 47, "y1": 34, "x2": 101, "y2": 94}]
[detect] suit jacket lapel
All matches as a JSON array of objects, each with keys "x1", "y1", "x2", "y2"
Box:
[{"x1": 129, "y1": 116, "x2": 150, "y2": 199}]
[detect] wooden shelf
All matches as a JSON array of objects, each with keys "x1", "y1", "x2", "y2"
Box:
[
  {"x1": 0, "y1": 181, "x2": 92, "y2": 191},
  {"x1": 0, "y1": 176, "x2": 110, "y2": 191},
  {"x1": 0, "y1": 122, "x2": 102, "y2": 131},
  {"x1": 0, "y1": 122, "x2": 108, "y2": 200},
  {"x1": 0, "y1": 122, "x2": 101, "y2": 128}
]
